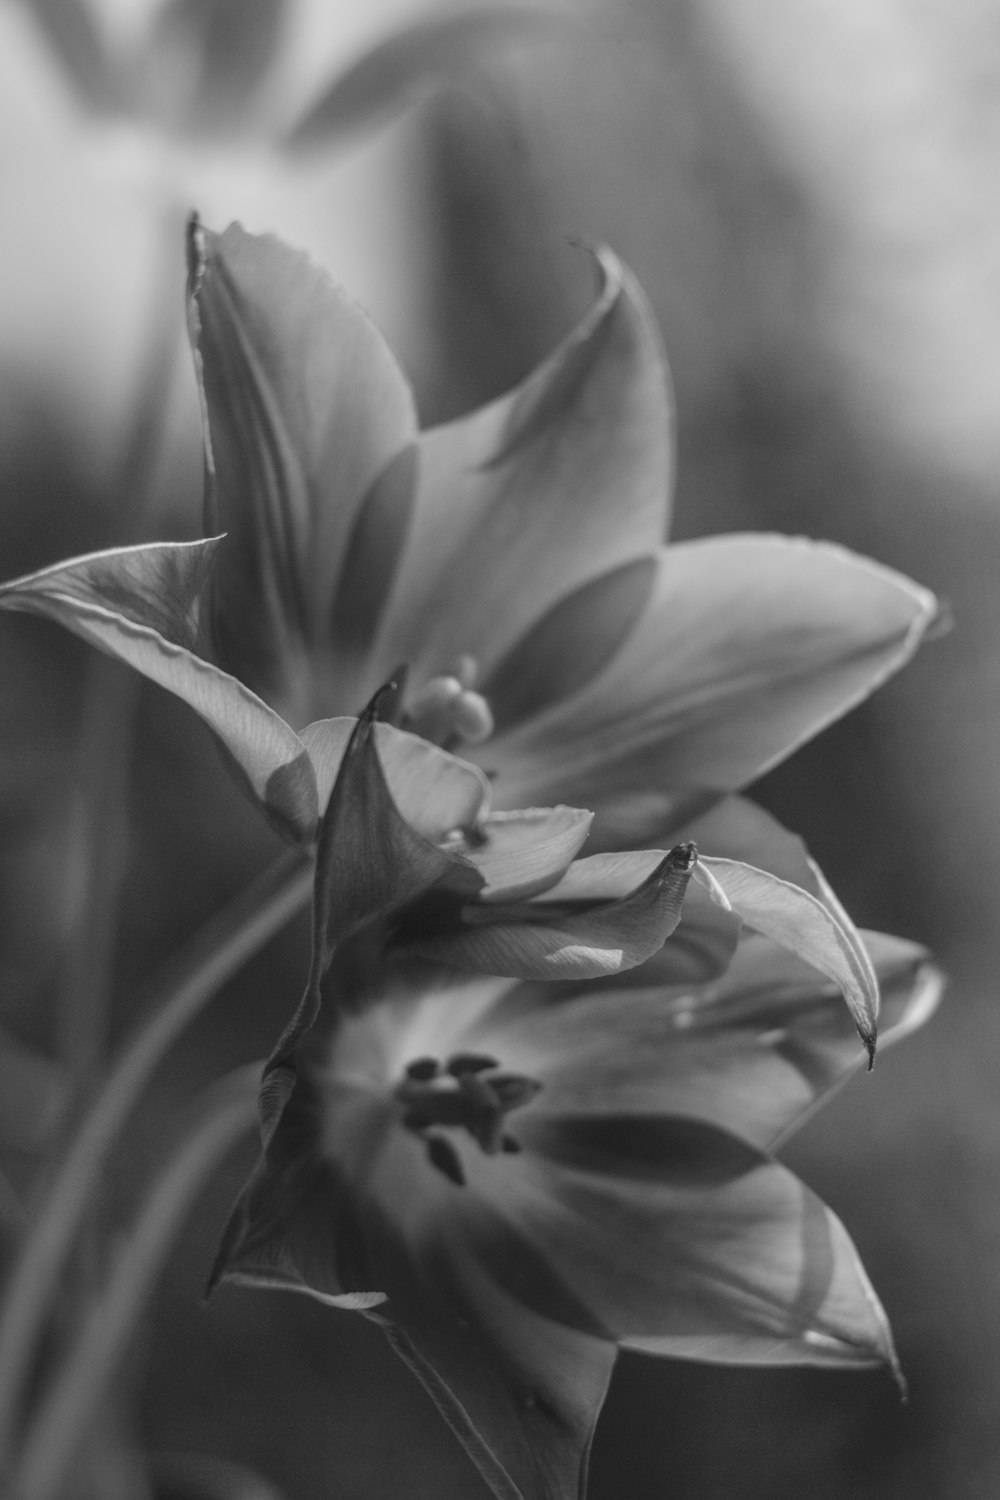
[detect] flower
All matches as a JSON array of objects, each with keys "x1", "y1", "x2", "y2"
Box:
[
  {"x1": 262, "y1": 701, "x2": 705, "y2": 1073},
  {"x1": 3, "y1": 0, "x2": 548, "y2": 480},
  {"x1": 0, "y1": 222, "x2": 935, "y2": 1046},
  {"x1": 211, "y1": 927, "x2": 942, "y2": 1500}
]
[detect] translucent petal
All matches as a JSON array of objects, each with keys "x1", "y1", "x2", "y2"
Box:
[
  {"x1": 409, "y1": 846, "x2": 695, "y2": 980},
  {"x1": 485, "y1": 536, "x2": 937, "y2": 812},
  {"x1": 190, "y1": 223, "x2": 418, "y2": 715},
  {"x1": 375, "y1": 248, "x2": 672, "y2": 689},
  {"x1": 696, "y1": 857, "x2": 880, "y2": 1060},
  {"x1": 300, "y1": 718, "x2": 489, "y2": 842},
  {"x1": 473, "y1": 931, "x2": 941, "y2": 1151},
  {"x1": 471, "y1": 806, "x2": 594, "y2": 901},
  {"x1": 0, "y1": 540, "x2": 316, "y2": 839},
  {"x1": 470, "y1": 1120, "x2": 898, "y2": 1372}
]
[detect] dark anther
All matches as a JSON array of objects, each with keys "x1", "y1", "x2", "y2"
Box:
[
  {"x1": 446, "y1": 1052, "x2": 498, "y2": 1077},
  {"x1": 426, "y1": 1133, "x2": 465, "y2": 1186},
  {"x1": 406, "y1": 1057, "x2": 440, "y2": 1081}
]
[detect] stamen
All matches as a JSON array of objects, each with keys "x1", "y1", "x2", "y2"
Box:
[
  {"x1": 450, "y1": 691, "x2": 494, "y2": 745},
  {"x1": 445, "y1": 1052, "x2": 499, "y2": 1076},
  {"x1": 405, "y1": 1057, "x2": 440, "y2": 1081},
  {"x1": 402, "y1": 658, "x2": 495, "y2": 748},
  {"x1": 395, "y1": 1051, "x2": 542, "y2": 1178}
]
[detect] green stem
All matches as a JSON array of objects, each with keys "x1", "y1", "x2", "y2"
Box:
[
  {"x1": 0, "y1": 850, "x2": 311, "y2": 1464},
  {"x1": 13, "y1": 1070, "x2": 259, "y2": 1500}
]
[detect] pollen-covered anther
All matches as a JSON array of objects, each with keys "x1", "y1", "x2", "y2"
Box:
[{"x1": 403, "y1": 660, "x2": 495, "y2": 748}]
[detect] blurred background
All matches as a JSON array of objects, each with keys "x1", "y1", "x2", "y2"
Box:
[{"x1": 0, "y1": 0, "x2": 996, "y2": 1495}]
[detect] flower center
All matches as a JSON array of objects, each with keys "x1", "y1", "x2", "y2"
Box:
[
  {"x1": 401, "y1": 655, "x2": 495, "y2": 751},
  {"x1": 394, "y1": 1051, "x2": 541, "y2": 1186}
]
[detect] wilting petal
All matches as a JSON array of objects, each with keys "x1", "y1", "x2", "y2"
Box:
[
  {"x1": 375, "y1": 248, "x2": 672, "y2": 690},
  {"x1": 408, "y1": 846, "x2": 695, "y2": 979},
  {"x1": 473, "y1": 1118, "x2": 897, "y2": 1372},
  {"x1": 189, "y1": 222, "x2": 418, "y2": 713},
  {"x1": 485, "y1": 535, "x2": 936, "y2": 812},
  {"x1": 300, "y1": 718, "x2": 489, "y2": 841},
  {"x1": 475, "y1": 932, "x2": 941, "y2": 1151},
  {"x1": 696, "y1": 857, "x2": 879, "y2": 1060},
  {"x1": 0, "y1": 540, "x2": 317, "y2": 839}
]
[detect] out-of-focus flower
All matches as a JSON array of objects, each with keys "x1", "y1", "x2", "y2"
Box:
[
  {"x1": 211, "y1": 927, "x2": 942, "y2": 1500},
  {"x1": 2, "y1": 0, "x2": 554, "y2": 482},
  {"x1": 0, "y1": 221, "x2": 935, "y2": 1046}
]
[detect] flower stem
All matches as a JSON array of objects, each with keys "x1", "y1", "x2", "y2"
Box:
[
  {"x1": 12, "y1": 1069, "x2": 259, "y2": 1500},
  {"x1": 0, "y1": 850, "x2": 311, "y2": 1464}
]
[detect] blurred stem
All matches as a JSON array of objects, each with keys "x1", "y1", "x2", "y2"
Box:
[
  {"x1": 13, "y1": 1068, "x2": 259, "y2": 1500},
  {"x1": 55, "y1": 198, "x2": 188, "y2": 1110},
  {"x1": 0, "y1": 849, "x2": 311, "y2": 1467}
]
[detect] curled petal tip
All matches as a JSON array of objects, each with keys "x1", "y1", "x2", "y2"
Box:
[
  {"x1": 670, "y1": 841, "x2": 698, "y2": 872},
  {"x1": 186, "y1": 212, "x2": 206, "y2": 295},
  {"x1": 864, "y1": 1029, "x2": 877, "y2": 1071}
]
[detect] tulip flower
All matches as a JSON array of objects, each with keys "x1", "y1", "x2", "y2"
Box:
[
  {"x1": 0, "y1": 223, "x2": 935, "y2": 1048},
  {"x1": 211, "y1": 924, "x2": 941, "y2": 1500}
]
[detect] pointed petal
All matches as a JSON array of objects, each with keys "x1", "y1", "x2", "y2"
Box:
[
  {"x1": 189, "y1": 222, "x2": 418, "y2": 713},
  {"x1": 480, "y1": 558, "x2": 657, "y2": 733},
  {"x1": 409, "y1": 846, "x2": 696, "y2": 980},
  {"x1": 474, "y1": 932, "x2": 941, "y2": 1152},
  {"x1": 0, "y1": 541, "x2": 316, "y2": 839},
  {"x1": 313, "y1": 704, "x2": 482, "y2": 959},
  {"x1": 300, "y1": 718, "x2": 489, "y2": 841},
  {"x1": 696, "y1": 857, "x2": 880, "y2": 1060},
  {"x1": 486, "y1": 536, "x2": 936, "y2": 811},
  {"x1": 376, "y1": 249, "x2": 672, "y2": 688},
  {"x1": 210, "y1": 1074, "x2": 386, "y2": 1311},
  {"x1": 680, "y1": 796, "x2": 880, "y2": 1017},
  {"x1": 479, "y1": 1119, "x2": 897, "y2": 1372}
]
